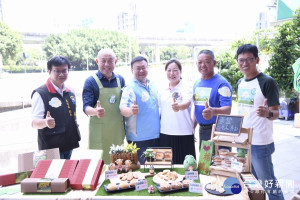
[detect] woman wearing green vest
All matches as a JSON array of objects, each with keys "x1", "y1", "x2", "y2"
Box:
[{"x1": 82, "y1": 49, "x2": 125, "y2": 163}]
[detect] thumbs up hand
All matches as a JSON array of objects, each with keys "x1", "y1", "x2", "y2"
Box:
[
  {"x1": 95, "y1": 100, "x2": 105, "y2": 118},
  {"x1": 202, "y1": 101, "x2": 213, "y2": 120},
  {"x1": 131, "y1": 100, "x2": 139, "y2": 115},
  {"x1": 45, "y1": 111, "x2": 55, "y2": 129},
  {"x1": 172, "y1": 98, "x2": 180, "y2": 112},
  {"x1": 256, "y1": 99, "x2": 268, "y2": 117}
]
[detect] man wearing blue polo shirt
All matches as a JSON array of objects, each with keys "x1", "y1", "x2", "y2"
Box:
[
  {"x1": 120, "y1": 56, "x2": 160, "y2": 164},
  {"x1": 193, "y1": 50, "x2": 232, "y2": 150}
]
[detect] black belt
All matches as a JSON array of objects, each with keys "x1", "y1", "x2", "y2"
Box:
[{"x1": 199, "y1": 124, "x2": 213, "y2": 129}]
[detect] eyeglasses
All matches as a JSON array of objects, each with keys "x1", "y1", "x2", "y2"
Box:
[
  {"x1": 237, "y1": 57, "x2": 255, "y2": 64},
  {"x1": 53, "y1": 69, "x2": 69, "y2": 75}
]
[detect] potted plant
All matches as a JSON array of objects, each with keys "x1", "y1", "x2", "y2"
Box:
[
  {"x1": 143, "y1": 149, "x2": 156, "y2": 162},
  {"x1": 109, "y1": 144, "x2": 125, "y2": 163},
  {"x1": 109, "y1": 142, "x2": 140, "y2": 164},
  {"x1": 124, "y1": 142, "x2": 139, "y2": 164}
]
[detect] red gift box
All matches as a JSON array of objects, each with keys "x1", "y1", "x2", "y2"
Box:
[
  {"x1": 0, "y1": 170, "x2": 32, "y2": 186},
  {"x1": 30, "y1": 159, "x2": 78, "y2": 179},
  {"x1": 70, "y1": 159, "x2": 104, "y2": 190}
]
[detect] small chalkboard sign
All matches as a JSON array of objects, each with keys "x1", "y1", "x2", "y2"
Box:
[{"x1": 214, "y1": 115, "x2": 244, "y2": 136}]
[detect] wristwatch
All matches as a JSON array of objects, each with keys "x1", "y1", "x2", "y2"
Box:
[{"x1": 267, "y1": 110, "x2": 273, "y2": 119}]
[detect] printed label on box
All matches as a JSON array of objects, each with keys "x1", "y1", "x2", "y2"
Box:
[
  {"x1": 15, "y1": 171, "x2": 31, "y2": 183},
  {"x1": 105, "y1": 170, "x2": 118, "y2": 180},
  {"x1": 231, "y1": 160, "x2": 243, "y2": 172},
  {"x1": 37, "y1": 178, "x2": 52, "y2": 193},
  {"x1": 33, "y1": 150, "x2": 47, "y2": 168},
  {"x1": 185, "y1": 171, "x2": 199, "y2": 180},
  {"x1": 189, "y1": 182, "x2": 203, "y2": 194},
  {"x1": 135, "y1": 180, "x2": 148, "y2": 191}
]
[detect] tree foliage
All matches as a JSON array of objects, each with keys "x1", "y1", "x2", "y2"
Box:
[
  {"x1": 0, "y1": 22, "x2": 23, "y2": 65},
  {"x1": 160, "y1": 46, "x2": 192, "y2": 61},
  {"x1": 266, "y1": 8, "x2": 300, "y2": 97},
  {"x1": 43, "y1": 29, "x2": 139, "y2": 70},
  {"x1": 217, "y1": 37, "x2": 256, "y2": 95},
  {"x1": 144, "y1": 45, "x2": 192, "y2": 63}
]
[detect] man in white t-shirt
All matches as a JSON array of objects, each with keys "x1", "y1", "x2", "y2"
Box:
[{"x1": 236, "y1": 44, "x2": 284, "y2": 200}]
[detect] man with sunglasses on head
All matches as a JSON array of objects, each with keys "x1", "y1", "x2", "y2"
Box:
[
  {"x1": 31, "y1": 55, "x2": 81, "y2": 159},
  {"x1": 236, "y1": 44, "x2": 284, "y2": 200}
]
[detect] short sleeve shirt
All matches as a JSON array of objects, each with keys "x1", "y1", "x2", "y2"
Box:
[
  {"x1": 193, "y1": 74, "x2": 232, "y2": 125},
  {"x1": 237, "y1": 73, "x2": 279, "y2": 145}
]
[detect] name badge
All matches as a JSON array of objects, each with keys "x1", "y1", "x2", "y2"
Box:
[
  {"x1": 105, "y1": 170, "x2": 118, "y2": 180},
  {"x1": 135, "y1": 180, "x2": 148, "y2": 191},
  {"x1": 109, "y1": 95, "x2": 116, "y2": 104},
  {"x1": 185, "y1": 171, "x2": 199, "y2": 180},
  {"x1": 189, "y1": 183, "x2": 203, "y2": 194}
]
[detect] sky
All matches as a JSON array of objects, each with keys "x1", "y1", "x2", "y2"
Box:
[{"x1": 1, "y1": 0, "x2": 271, "y2": 39}]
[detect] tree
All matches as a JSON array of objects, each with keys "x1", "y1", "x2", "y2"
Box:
[
  {"x1": 266, "y1": 8, "x2": 300, "y2": 97},
  {"x1": 43, "y1": 29, "x2": 140, "y2": 70},
  {"x1": 217, "y1": 37, "x2": 256, "y2": 96},
  {"x1": 159, "y1": 45, "x2": 192, "y2": 62},
  {"x1": 0, "y1": 23, "x2": 23, "y2": 65}
]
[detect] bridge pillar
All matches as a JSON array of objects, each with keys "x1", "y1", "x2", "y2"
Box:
[
  {"x1": 155, "y1": 44, "x2": 160, "y2": 64},
  {"x1": 140, "y1": 45, "x2": 146, "y2": 55}
]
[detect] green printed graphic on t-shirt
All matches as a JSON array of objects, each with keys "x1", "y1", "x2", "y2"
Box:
[
  {"x1": 238, "y1": 88, "x2": 255, "y2": 116},
  {"x1": 194, "y1": 87, "x2": 211, "y2": 106}
]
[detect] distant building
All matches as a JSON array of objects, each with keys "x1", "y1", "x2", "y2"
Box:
[
  {"x1": 118, "y1": 2, "x2": 137, "y2": 31},
  {"x1": 118, "y1": 12, "x2": 137, "y2": 31},
  {"x1": 176, "y1": 22, "x2": 195, "y2": 33}
]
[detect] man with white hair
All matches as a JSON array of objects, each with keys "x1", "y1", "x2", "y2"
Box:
[{"x1": 82, "y1": 49, "x2": 125, "y2": 163}]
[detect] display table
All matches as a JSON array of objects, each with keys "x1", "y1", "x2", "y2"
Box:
[{"x1": 0, "y1": 165, "x2": 250, "y2": 200}]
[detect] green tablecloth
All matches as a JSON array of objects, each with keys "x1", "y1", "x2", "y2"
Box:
[{"x1": 96, "y1": 168, "x2": 202, "y2": 197}]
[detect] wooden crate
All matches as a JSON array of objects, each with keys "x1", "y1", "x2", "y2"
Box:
[{"x1": 209, "y1": 124, "x2": 253, "y2": 176}]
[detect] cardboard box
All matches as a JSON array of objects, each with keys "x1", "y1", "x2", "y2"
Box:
[
  {"x1": 30, "y1": 159, "x2": 78, "y2": 179},
  {"x1": 18, "y1": 148, "x2": 60, "y2": 172},
  {"x1": 21, "y1": 178, "x2": 70, "y2": 193},
  {"x1": 294, "y1": 113, "x2": 300, "y2": 128},
  {"x1": 0, "y1": 170, "x2": 32, "y2": 186},
  {"x1": 70, "y1": 159, "x2": 104, "y2": 190},
  {"x1": 240, "y1": 173, "x2": 266, "y2": 200}
]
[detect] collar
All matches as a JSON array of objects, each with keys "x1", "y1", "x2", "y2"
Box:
[
  {"x1": 168, "y1": 80, "x2": 182, "y2": 91},
  {"x1": 244, "y1": 72, "x2": 261, "y2": 82},
  {"x1": 201, "y1": 73, "x2": 217, "y2": 81},
  {"x1": 133, "y1": 77, "x2": 150, "y2": 87},
  {"x1": 97, "y1": 70, "x2": 116, "y2": 81},
  {"x1": 46, "y1": 78, "x2": 70, "y2": 94}
]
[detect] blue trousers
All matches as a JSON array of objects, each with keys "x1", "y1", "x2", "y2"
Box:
[
  {"x1": 251, "y1": 143, "x2": 284, "y2": 200},
  {"x1": 60, "y1": 149, "x2": 73, "y2": 159}
]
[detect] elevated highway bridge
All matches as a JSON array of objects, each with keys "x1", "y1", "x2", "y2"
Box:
[{"x1": 22, "y1": 32, "x2": 232, "y2": 63}]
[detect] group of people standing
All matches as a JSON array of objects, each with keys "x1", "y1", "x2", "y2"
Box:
[{"x1": 31, "y1": 44, "x2": 284, "y2": 200}]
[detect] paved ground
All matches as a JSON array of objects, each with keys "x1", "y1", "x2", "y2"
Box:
[{"x1": 0, "y1": 70, "x2": 300, "y2": 199}]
